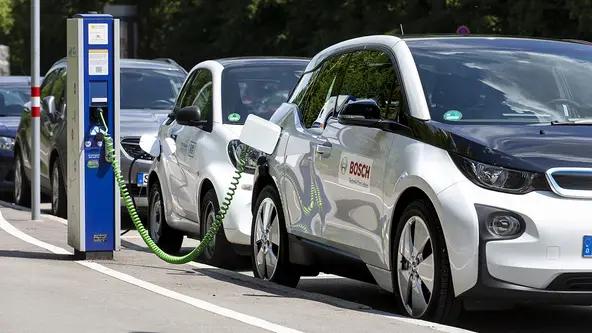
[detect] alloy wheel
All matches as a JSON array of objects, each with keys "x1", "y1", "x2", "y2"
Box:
[
  {"x1": 149, "y1": 192, "x2": 163, "y2": 242},
  {"x1": 203, "y1": 201, "x2": 217, "y2": 258},
  {"x1": 397, "y1": 215, "x2": 435, "y2": 318},
  {"x1": 253, "y1": 197, "x2": 281, "y2": 280},
  {"x1": 14, "y1": 157, "x2": 21, "y2": 203},
  {"x1": 51, "y1": 164, "x2": 60, "y2": 214}
]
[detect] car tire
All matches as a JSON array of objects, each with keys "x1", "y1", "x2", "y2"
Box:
[
  {"x1": 148, "y1": 179, "x2": 183, "y2": 254},
  {"x1": 199, "y1": 188, "x2": 243, "y2": 269},
  {"x1": 250, "y1": 184, "x2": 300, "y2": 288},
  {"x1": 50, "y1": 161, "x2": 67, "y2": 218},
  {"x1": 392, "y1": 199, "x2": 461, "y2": 324},
  {"x1": 13, "y1": 150, "x2": 31, "y2": 208}
]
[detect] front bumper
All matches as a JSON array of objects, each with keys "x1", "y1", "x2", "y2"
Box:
[
  {"x1": 119, "y1": 142, "x2": 153, "y2": 208},
  {"x1": 217, "y1": 172, "x2": 254, "y2": 246},
  {"x1": 0, "y1": 152, "x2": 14, "y2": 192},
  {"x1": 438, "y1": 180, "x2": 592, "y2": 304}
]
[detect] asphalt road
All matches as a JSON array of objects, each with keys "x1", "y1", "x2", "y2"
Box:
[{"x1": 6, "y1": 202, "x2": 591, "y2": 333}]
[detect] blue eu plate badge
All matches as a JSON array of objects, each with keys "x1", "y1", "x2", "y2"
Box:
[{"x1": 583, "y1": 236, "x2": 592, "y2": 258}]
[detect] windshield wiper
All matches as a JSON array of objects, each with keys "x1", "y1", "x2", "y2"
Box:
[{"x1": 551, "y1": 119, "x2": 592, "y2": 125}]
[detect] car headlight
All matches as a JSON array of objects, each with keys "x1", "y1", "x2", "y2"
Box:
[
  {"x1": 450, "y1": 153, "x2": 547, "y2": 194},
  {"x1": 0, "y1": 136, "x2": 14, "y2": 151},
  {"x1": 227, "y1": 139, "x2": 266, "y2": 174}
]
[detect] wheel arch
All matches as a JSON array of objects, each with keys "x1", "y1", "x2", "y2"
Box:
[{"x1": 198, "y1": 178, "x2": 215, "y2": 218}]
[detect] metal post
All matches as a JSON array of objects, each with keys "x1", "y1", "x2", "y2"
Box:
[{"x1": 30, "y1": 0, "x2": 40, "y2": 221}]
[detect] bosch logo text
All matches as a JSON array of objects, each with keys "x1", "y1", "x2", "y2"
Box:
[{"x1": 349, "y1": 161, "x2": 370, "y2": 179}]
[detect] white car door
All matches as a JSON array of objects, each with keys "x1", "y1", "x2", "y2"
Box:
[{"x1": 175, "y1": 69, "x2": 214, "y2": 222}]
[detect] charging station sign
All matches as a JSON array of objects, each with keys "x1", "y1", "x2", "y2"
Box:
[
  {"x1": 88, "y1": 23, "x2": 108, "y2": 45},
  {"x1": 89, "y1": 49, "x2": 109, "y2": 75}
]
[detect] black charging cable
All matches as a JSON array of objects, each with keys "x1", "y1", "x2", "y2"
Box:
[{"x1": 120, "y1": 154, "x2": 147, "y2": 236}]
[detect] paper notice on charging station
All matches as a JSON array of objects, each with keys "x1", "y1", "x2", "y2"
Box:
[{"x1": 88, "y1": 49, "x2": 109, "y2": 76}]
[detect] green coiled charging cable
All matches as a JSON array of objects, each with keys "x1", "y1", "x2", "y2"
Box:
[{"x1": 98, "y1": 111, "x2": 247, "y2": 264}]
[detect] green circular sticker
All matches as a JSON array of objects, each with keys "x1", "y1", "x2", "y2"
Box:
[
  {"x1": 443, "y1": 110, "x2": 463, "y2": 121},
  {"x1": 228, "y1": 113, "x2": 241, "y2": 122}
]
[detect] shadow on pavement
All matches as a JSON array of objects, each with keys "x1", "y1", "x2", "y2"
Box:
[{"x1": 0, "y1": 250, "x2": 73, "y2": 261}]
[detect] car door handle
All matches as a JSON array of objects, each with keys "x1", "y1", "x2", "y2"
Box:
[{"x1": 315, "y1": 143, "x2": 332, "y2": 155}]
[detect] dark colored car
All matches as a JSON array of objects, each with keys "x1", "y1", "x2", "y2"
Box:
[
  {"x1": 0, "y1": 76, "x2": 34, "y2": 200},
  {"x1": 13, "y1": 58, "x2": 187, "y2": 217}
]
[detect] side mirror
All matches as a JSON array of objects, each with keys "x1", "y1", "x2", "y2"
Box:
[
  {"x1": 44, "y1": 96, "x2": 56, "y2": 120},
  {"x1": 176, "y1": 105, "x2": 206, "y2": 127},
  {"x1": 337, "y1": 99, "x2": 381, "y2": 127}
]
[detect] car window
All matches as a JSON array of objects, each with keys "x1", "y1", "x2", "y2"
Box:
[
  {"x1": 338, "y1": 50, "x2": 400, "y2": 121},
  {"x1": 299, "y1": 54, "x2": 350, "y2": 128},
  {"x1": 40, "y1": 68, "x2": 60, "y2": 100},
  {"x1": 51, "y1": 69, "x2": 67, "y2": 116},
  {"x1": 407, "y1": 38, "x2": 592, "y2": 124},
  {"x1": 173, "y1": 69, "x2": 200, "y2": 113},
  {"x1": 0, "y1": 85, "x2": 29, "y2": 116},
  {"x1": 190, "y1": 69, "x2": 213, "y2": 122},
  {"x1": 120, "y1": 67, "x2": 186, "y2": 110},
  {"x1": 221, "y1": 63, "x2": 306, "y2": 125}
]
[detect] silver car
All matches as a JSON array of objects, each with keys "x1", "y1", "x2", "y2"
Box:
[{"x1": 13, "y1": 58, "x2": 187, "y2": 217}]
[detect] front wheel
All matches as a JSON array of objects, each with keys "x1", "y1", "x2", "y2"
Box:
[
  {"x1": 392, "y1": 199, "x2": 461, "y2": 324},
  {"x1": 51, "y1": 161, "x2": 67, "y2": 218},
  {"x1": 199, "y1": 188, "x2": 242, "y2": 269},
  {"x1": 148, "y1": 180, "x2": 183, "y2": 254},
  {"x1": 13, "y1": 150, "x2": 31, "y2": 207},
  {"x1": 250, "y1": 185, "x2": 300, "y2": 288}
]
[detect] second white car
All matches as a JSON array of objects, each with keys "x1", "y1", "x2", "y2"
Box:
[{"x1": 145, "y1": 57, "x2": 309, "y2": 268}]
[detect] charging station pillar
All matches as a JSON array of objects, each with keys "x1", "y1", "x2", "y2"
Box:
[{"x1": 66, "y1": 13, "x2": 121, "y2": 259}]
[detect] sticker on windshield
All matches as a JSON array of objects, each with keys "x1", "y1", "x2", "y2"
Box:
[
  {"x1": 228, "y1": 113, "x2": 241, "y2": 122},
  {"x1": 443, "y1": 110, "x2": 462, "y2": 121}
]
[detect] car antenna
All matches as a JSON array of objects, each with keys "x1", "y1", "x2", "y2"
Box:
[{"x1": 400, "y1": 24, "x2": 405, "y2": 35}]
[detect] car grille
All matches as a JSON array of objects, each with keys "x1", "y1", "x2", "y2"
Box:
[
  {"x1": 121, "y1": 137, "x2": 154, "y2": 160},
  {"x1": 545, "y1": 168, "x2": 592, "y2": 198},
  {"x1": 547, "y1": 273, "x2": 592, "y2": 291}
]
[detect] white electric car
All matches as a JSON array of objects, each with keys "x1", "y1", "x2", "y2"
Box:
[
  {"x1": 144, "y1": 57, "x2": 309, "y2": 268},
  {"x1": 242, "y1": 35, "x2": 592, "y2": 323}
]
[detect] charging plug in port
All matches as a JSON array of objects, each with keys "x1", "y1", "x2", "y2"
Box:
[{"x1": 90, "y1": 107, "x2": 107, "y2": 124}]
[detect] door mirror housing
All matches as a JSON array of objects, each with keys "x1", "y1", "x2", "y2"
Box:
[
  {"x1": 44, "y1": 95, "x2": 56, "y2": 120},
  {"x1": 337, "y1": 99, "x2": 381, "y2": 127},
  {"x1": 176, "y1": 106, "x2": 206, "y2": 127}
]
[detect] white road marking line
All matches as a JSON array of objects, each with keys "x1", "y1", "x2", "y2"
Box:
[{"x1": 0, "y1": 211, "x2": 305, "y2": 333}]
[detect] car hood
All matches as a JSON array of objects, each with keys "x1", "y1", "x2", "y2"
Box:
[
  {"x1": 119, "y1": 109, "x2": 170, "y2": 138},
  {"x1": 0, "y1": 116, "x2": 20, "y2": 137},
  {"x1": 429, "y1": 121, "x2": 592, "y2": 172}
]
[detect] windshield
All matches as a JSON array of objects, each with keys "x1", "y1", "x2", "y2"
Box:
[
  {"x1": 407, "y1": 38, "x2": 592, "y2": 124},
  {"x1": 0, "y1": 86, "x2": 30, "y2": 116},
  {"x1": 120, "y1": 67, "x2": 186, "y2": 109},
  {"x1": 221, "y1": 63, "x2": 306, "y2": 124}
]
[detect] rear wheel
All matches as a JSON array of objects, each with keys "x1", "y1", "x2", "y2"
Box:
[
  {"x1": 251, "y1": 185, "x2": 300, "y2": 288},
  {"x1": 199, "y1": 188, "x2": 243, "y2": 269},
  {"x1": 50, "y1": 160, "x2": 67, "y2": 218},
  {"x1": 148, "y1": 180, "x2": 183, "y2": 254},
  {"x1": 392, "y1": 199, "x2": 461, "y2": 324},
  {"x1": 13, "y1": 150, "x2": 31, "y2": 207}
]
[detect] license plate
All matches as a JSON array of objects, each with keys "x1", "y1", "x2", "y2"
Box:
[
  {"x1": 583, "y1": 236, "x2": 592, "y2": 258},
  {"x1": 137, "y1": 172, "x2": 148, "y2": 187}
]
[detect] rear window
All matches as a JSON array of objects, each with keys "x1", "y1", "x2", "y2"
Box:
[
  {"x1": 120, "y1": 67, "x2": 186, "y2": 110},
  {"x1": 407, "y1": 38, "x2": 592, "y2": 124},
  {"x1": 220, "y1": 64, "x2": 306, "y2": 124}
]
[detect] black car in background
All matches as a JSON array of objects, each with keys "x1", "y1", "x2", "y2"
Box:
[{"x1": 0, "y1": 76, "x2": 36, "y2": 200}]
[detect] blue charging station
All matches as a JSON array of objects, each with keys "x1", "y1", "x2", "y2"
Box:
[{"x1": 66, "y1": 13, "x2": 121, "y2": 259}]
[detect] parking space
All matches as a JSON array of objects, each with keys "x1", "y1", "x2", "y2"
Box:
[{"x1": 0, "y1": 202, "x2": 469, "y2": 333}]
